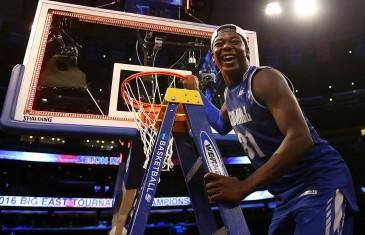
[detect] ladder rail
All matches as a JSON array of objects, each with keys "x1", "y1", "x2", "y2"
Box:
[{"x1": 127, "y1": 102, "x2": 179, "y2": 234}]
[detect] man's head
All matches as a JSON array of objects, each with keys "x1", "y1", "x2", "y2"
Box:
[
  {"x1": 211, "y1": 24, "x2": 249, "y2": 51},
  {"x1": 211, "y1": 24, "x2": 250, "y2": 84}
]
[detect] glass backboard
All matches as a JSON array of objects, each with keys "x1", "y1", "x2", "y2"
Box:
[{"x1": 1, "y1": 0, "x2": 259, "y2": 137}]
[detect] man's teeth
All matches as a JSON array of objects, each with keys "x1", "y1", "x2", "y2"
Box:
[{"x1": 223, "y1": 55, "x2": 235, "y2": 62}]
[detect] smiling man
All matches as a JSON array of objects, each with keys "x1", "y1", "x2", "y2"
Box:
[{"x1": 183, "y1": 24, "x2": 358, "y2": 235}]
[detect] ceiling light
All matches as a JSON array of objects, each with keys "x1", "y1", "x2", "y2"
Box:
[
  {"x1": 294, "y1": 0, "x2": 318, "y2": 17},
  {"x1": 266, "y1": 2, "x2": 282, "y2": 15}
]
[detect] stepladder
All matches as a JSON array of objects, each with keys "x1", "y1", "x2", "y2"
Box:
[{"x1": 126, "y1": 88, "x2": 251, "y2": 235}]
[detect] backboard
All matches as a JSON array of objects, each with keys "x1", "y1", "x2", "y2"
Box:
[{"x1": 0, "y1": 0, "x2": 259, "y2": 137}]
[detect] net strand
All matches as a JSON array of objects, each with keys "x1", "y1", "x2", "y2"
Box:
[{"x1": 122, "y1": 72, "x2": 185, "y2": 171}]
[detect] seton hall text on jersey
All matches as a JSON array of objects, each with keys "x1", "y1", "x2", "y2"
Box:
[{"x1": 228, "y1": 107, "x2": 252, "y2": 126}]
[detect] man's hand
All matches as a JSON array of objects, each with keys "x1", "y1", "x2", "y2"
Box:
[
  {"x1": 182, "y1": 75, "x2": 199, "y2": 90},
  {"x1": 204, "y1": 173, "x2": 246, "y2": 203}
]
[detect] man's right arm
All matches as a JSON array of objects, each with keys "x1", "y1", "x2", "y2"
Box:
[
  {"x1": 182, "y1": 75, "x2": 232, "y2": 135},
  {"x1": 199, "y1": 92, "x2": 232, "y2": 135}
]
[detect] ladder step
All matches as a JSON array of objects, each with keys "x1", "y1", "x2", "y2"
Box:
[{"x1": 185, "y1": 156, "x2": 203, "y2": 182}]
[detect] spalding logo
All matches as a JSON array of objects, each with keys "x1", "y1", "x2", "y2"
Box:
[{"x1": 200, "y1": 131, "x2": 225, "y2": 175}]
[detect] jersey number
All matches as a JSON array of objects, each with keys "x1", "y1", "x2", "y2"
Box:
[{"x1": 237, "y1": 131, "x2": 265, "y2": 160}]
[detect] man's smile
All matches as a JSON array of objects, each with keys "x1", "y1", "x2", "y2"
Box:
[{"x1": 221, "y1": 54, "x2": 237, "y2": 64}]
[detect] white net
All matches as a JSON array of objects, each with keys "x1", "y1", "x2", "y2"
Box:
[{"x1": 121, "y1": 71, "x2": 186, "y2": 171}]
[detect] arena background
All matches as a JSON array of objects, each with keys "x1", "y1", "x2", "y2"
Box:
[{"x1": 0, "y1": 0, "x2": 364, "y2": 234}]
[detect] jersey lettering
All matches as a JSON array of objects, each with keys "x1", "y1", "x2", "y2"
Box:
[{"x1": 228, "y1": 106, "x2": 252, "y2": 126}]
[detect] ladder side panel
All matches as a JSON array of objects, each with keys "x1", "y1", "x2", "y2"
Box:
[
  {"x1": 128, "y1": 103, "x2": 179, "y2": 234},
  {"x1": 184, "y1": 104, "x2": 251, "y2": 235}
]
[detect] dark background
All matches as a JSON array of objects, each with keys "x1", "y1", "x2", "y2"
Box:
[{"x1": 0, "y1": 0, "x2": 364, "y2": 234}]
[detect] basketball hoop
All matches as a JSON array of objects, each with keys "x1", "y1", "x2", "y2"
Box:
[{"x1": 121, "y1": 71, "x2": 187, "y2": 171}]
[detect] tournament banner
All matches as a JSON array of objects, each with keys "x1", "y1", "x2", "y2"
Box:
[{"x1": 0, "y1": 191, "x2": 273, "y2": 208}]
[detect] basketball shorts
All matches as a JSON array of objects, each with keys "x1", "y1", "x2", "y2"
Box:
[{"x1": 269, "y1": 189, "x2": 354, "y2": 235}]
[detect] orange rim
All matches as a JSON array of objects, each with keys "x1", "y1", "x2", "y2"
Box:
[{"x1": 121, "y1": 71, "x2": 188, "y2": 112}]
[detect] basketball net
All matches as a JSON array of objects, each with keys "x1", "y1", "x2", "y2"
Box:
[{"x1": 121, "y1": 71, "x2": 187, "y2": 171}]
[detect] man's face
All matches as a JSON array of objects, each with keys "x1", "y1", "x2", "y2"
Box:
[{"x1": 212, "y1": 31, "x2": 249, "y2": 79}]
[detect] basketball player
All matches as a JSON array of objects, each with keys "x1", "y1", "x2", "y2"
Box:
[{"x1": 183, "y1": 24, "x2": 358, "y2": 234}]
